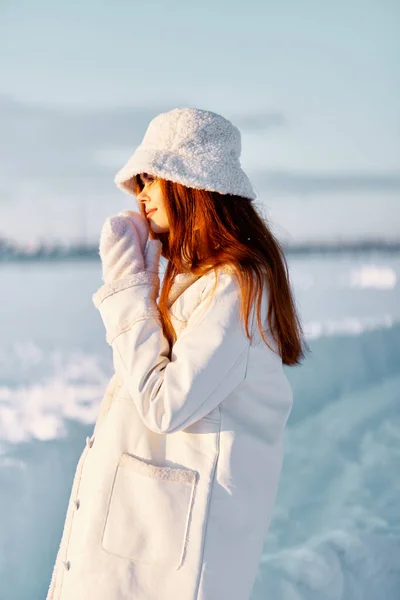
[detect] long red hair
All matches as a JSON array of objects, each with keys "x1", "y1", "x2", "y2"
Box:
[{"x1": 131, "y1": 175, "x2": 308, "y2": 366}]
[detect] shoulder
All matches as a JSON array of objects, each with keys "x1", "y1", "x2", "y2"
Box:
[
  {"x1": 188, "y1": 267, "x2": 245, "y2": 331},
  {"x1": 199, "y1": 266, "x2": 241, "y2": 307},
  {"x1": 169, "y1": 265, "x2": 239, "y2": 323},
  {"x1": 199, "y1": 266, "x2": 270, "y2": 341},
  {"x1": 193, "y1": 264, "x2": 242, "y2": 306}
]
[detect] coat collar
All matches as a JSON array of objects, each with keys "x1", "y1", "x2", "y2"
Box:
[
  {"x1": 165, "y1": 264, "x2": 235, "y2": 309},
  {"x1": 166, "y1": 272, "x2": 201, "y2": 309}
]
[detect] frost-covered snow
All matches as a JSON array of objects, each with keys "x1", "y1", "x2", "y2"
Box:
[{"x1": 0, "y1": 254, "x2": 399, "y2": 600}]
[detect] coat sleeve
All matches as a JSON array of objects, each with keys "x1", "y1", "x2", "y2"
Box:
[{"x1": 92, "y1": 270, "x2": 253, "y2": 434}]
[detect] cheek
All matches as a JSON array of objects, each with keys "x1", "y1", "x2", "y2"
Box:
[{"x1": 155, "y1": 185, "x2": 165, "y2": 205}]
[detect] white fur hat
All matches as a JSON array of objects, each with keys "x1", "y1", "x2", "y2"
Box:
[{"x1": 114, "y1": 107, "x2": 256, "y2": 201}]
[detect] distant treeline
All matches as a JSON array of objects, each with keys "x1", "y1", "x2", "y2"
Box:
[{"x1": 1, "y1": 237, "x2": 399, "y2": 262}]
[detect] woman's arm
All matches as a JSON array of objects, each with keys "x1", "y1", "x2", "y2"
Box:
[{"x1": 93, "y1": 271, "x2": 252, "y2": 434}]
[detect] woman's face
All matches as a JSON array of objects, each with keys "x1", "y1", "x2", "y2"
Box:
[{"x1": 136, "y1": 173, "x2": 170, "y2": 233}]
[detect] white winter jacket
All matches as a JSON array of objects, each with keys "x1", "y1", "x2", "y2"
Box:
[{"x1": 46, "y1": 265, "x2": 293, "y2": 600}]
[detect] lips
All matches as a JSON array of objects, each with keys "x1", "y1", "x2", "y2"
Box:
[{"x1": 146, "y1": 209, "x2": 157, "y2": 217}]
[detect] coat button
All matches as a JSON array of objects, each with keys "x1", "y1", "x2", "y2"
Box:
[
  {"x1": 62, "y1": 560, "x2": 71, "y2": 571},
  {"x1": 86, "y1": 435, "x2": 94, "y2": 448},
  {"x1": 73, "y1": 498, "x2": 80, "y2": 509}
]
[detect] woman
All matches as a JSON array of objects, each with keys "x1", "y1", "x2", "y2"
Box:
[{"x1": 47, "y1": 107, "x2": 307, "y2": 600}]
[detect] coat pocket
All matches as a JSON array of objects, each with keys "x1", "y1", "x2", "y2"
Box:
[{"x1": 101, "y1": 453, "x2": 198, "y2": 570}]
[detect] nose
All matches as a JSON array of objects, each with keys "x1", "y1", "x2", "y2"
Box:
[{"x1": 137, "y1": 188, "x2": 147, "y2": 203}]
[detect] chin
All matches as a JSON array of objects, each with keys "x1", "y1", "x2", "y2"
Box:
[{"x1": 150, "y1": 223, "x2": 169, "y2": 234}]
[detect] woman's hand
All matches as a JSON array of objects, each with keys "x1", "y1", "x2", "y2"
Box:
[{"x1": 99, "y1": 210, "x2": 162, "y2": 284}]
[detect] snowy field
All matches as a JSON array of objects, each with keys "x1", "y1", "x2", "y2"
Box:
[{"x1": 0, "y1": 253, "x2": 399, "y2": 600}]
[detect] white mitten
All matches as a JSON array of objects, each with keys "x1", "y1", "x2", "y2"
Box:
[
  {"x1": 118, "y1": 210, "x2": 149, "y2": 254},
  {"x1": 99, "y1": 211, "x2": 162, "y2": 284},
  {"x1": 94, "y1": 211, "x2": 163, "y2": 345},
  {"x1": 99, "y1": 213, "x2": 145, "y2": 284},
  {"x1": 117, "y1": 210, "x2": 162, "y2": 275}
]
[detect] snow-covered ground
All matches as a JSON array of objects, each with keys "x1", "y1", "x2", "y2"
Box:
[{"x1": 0, "y1": 253, "x2": 399, "y2": 600}]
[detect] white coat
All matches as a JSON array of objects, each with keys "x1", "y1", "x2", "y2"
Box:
[{"x1": 46, "y1": 265, "x2": 293, "y2": 600}]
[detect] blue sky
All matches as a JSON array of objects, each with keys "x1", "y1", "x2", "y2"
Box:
[{"x1": 0, "y1": 0, "x2": 399, "y2": 243}]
